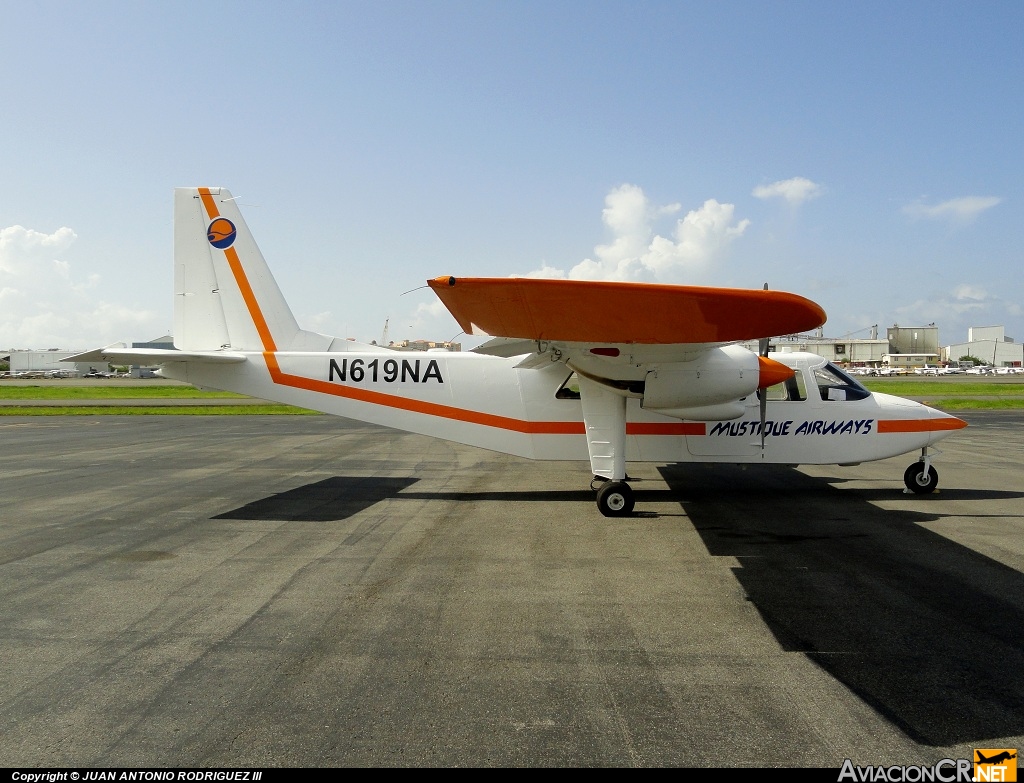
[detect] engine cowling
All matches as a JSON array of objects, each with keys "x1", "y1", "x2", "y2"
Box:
[{"x1": 642, "y1": 345, "x2": 763, "y2": 421}]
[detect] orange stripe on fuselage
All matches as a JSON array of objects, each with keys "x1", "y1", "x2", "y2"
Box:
[
  {"x1": 627, "y1": 422, "x2": 706, "y2": 436},
  {"x1": 877, "y1": 418, "x2": 967, "y2": 433},
  {"x1": 268, "y1": 363, "x2": 710, "y2": 436},
  {"x1": 263, "y1": 351, "x2": 583, "y2": 434},
  {"x1": 269, "y1": 347, "x2": 704, "y2": 435}
]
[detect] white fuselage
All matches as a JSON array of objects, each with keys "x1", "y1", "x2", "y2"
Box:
[{"x1": 161, "y1": 349, "x2": 961, "y2": 467}]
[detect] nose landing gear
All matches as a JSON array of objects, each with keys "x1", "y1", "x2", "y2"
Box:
[
  {"x1": 904, "y1": 463, "x2": 938, "y2": 493},
  {"x1": 904, "y1": 448, "x2": 939, "y2": 494}
]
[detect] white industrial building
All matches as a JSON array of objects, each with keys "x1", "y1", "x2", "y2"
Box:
[
  {"x1": 746, "y1": 322, "x2": 1023, "y2": 370},
  {"x1": 8, "y1": 350, "x2": 97, "y2": 376},
  {"x1": 943, "y1": 326, "x2": 1022, "y2": 368},
  {"x1": 753, "y1": 336, "x2": 890, "y2": 366},
  {"x1": 740, "y1": 322, "x2": 971, "y2": 370},
  {"x1": 744, "y1": 325, "x2": 905, "y2": 368},
  {"x1": 881, "y1": 352, "x2": 941, "y2": 371},
  {"x1": 8, "y1": 336, "x2": 177, "y2": 377}
]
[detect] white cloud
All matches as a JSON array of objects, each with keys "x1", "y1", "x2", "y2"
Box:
[
  {"x1": 0, "y1": 224, "x2": 161, "y2": 348},
  {"x1": 891, "y1": 283, "x2": 1021, "y2": 342},
  {"x1": 903, "y1": 196, "x2": 1001, "y2": 222},
  {"x1": 525, "y1": 184, "x2": 750, "y2": 283},
  {"x1": 952, "y1": 284, "x2": 987, "y2": 302},
  {"x1": 407, "y1": 298, "x2": 453, "y2": 336},
  {"x1": 522, "y1": 264, "x2": 566, "y2": 279},
  {"x1": 752, "y1": 177, "x2": 822, "y2": 205},
  {"x1": 392, "y1": 295, "x2": 497, "y2": 348},
  {"x1": 0, "y1": 225, "x2": 77, "y2": 274}
]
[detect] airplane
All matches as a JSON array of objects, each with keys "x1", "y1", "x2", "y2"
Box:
[
  {"x1": 69, "y1": 187, "x2": 967, "y2": 516},
  {"x1": 976, "y1": 751, "x2": 1017, "y2": 765}
]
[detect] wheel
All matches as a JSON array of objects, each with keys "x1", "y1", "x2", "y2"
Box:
[
  {"x1": 903, "y1": 463, "x2": 938, "y2": 494},
  {"x1": 596, "y1": 481, "x2": 634, "y2": 517}
]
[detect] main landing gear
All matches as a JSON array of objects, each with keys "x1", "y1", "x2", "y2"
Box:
[
  {"x1": 903, "y1": 448, "x2": 939, "y2": 494},
  {"x1": 593, "y1": 478, "x2": 635, "y2": 517}
]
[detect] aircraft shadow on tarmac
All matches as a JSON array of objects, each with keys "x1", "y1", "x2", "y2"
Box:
[
  {"x1": 213, "y1": 476, "x2": 422, "y2": 522},
  {"x1": 656, "y1": 462, "x2": 1024, "y2": 747},
  {"x1": 215, "y1": 468, "x2": 1024, "y2": 746},
  {"x1": 213, "y1": 476, "x2": 598, "y2": 523}
]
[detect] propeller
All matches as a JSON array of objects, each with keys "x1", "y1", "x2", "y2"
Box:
[{"x1": 759, "y1": 283, "x2": 770, "y2": 449}]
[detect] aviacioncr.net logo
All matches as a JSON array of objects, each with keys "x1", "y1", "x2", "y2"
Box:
[{"x1": 838, "y1": 758, "x2": 973, "y2": 782}]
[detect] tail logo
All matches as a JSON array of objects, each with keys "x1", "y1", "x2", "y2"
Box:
[{"x1": 208, "y1": 218, "x2": 237, "y2": 249}]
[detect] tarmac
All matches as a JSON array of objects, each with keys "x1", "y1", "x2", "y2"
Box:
[{"x1": 1, "y1": 411, "x2": 1022, "y2": 767}]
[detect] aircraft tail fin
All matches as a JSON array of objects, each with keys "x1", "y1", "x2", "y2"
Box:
[{"x1": 174, "y1": 187, "x2": 301, "y2": 352}]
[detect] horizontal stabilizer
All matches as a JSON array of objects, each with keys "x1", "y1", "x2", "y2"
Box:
[{"x1": 65, "y1": 344, "x2": 247, "y2": 365}]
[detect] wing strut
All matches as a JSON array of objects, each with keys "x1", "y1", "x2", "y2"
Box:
[
  {"x1": 578, "y1": 376, "x2": 634, "y2": 516},
  {"x1": 579, "y1": 376, "x2": 626, "y2": 481}
]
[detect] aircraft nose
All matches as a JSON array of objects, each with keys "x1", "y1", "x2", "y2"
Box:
[
  {"x1": 931, "y1": 408, "x2": 968, "y2": 431},
  {"x1": 757, "y1": 355, "x2": 795, "y2": 389}
]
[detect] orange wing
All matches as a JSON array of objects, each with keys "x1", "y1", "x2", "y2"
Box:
[{"x1": 428, "y1": 276, "x2": 826, "y2": 344}]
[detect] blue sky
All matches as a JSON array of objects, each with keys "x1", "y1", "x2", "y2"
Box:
[{"x1": 2, "y1": 1, "x2": 1021, "y2": 350}]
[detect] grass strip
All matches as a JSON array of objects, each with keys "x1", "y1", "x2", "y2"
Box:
[
  {"x1": 0, "y1": 405, "x2": 319, "y2": 416},
  {"x1": 918, "y1": 398, "x2": 1024, "y2": 411},
  {"x1": 0, "y1": 385, "x2": 246, "y2": 400},
  {"x1": 862, "y1": 381, "x2": 1024, "y2": 396}
]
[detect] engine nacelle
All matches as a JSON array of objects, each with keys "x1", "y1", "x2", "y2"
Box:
[{"x1": 642, "y1": 345, "x2": 760, "y2": 418}]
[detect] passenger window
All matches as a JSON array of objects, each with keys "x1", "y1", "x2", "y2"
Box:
[
  {"x1": 555, "y1": 371, "x2": 642, "y2": 399},
  {"x1": 761, "y1": 371, "x2": 806, "y2": 402},
  {"x1": 556, "y1": 372, "x2": 581, "y2": 400}
]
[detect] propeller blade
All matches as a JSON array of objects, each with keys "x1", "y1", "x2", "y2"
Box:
[
  {"x1": 758, "y1": 285, "x2": 772, "y2": 449},
  {"x1": 760, "y1": 387, "x2": 768, "y2": 449}
]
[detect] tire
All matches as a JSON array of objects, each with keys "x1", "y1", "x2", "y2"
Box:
[
  {"x1": 596, "y1": 481, "x2": 635, "y2": 517},
  {"x1": 903, "y1": 463, "x2": 938, "y2": 494}
]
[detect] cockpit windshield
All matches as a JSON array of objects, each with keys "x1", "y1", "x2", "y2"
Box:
[{"x1": 813, "y1": 361, "x2": 871, "y2": 401}]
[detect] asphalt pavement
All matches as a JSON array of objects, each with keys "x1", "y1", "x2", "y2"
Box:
[{"x1": 1, "y1": 412, "x2": 1021, "y2": 766}]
